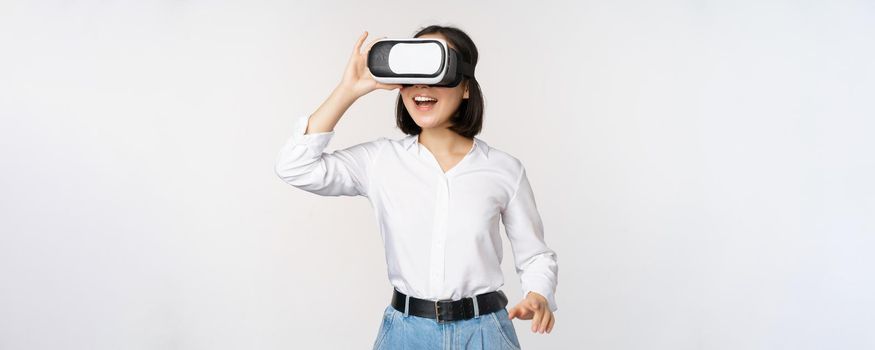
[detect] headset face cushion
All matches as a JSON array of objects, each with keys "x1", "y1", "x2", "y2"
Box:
[{"x1": 368, "y1": 38, "x2": 468, "y2": 87}]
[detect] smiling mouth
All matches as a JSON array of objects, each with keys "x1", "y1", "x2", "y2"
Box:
[{"x1": 413, "y1": 95, "x2": 439, "y2": 110}]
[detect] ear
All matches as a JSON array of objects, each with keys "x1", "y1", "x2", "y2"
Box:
[{"x1": 463, "y1": 82, "x2": 470, "y2": 99}]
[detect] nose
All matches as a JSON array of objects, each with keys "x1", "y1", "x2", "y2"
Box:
[{"x1": 400, "y1": 84, "x2": 428, "y2": 90}]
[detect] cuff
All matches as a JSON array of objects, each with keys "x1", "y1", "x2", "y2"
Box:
[{"x1": 290, "y1": 114, "x2": 335, "y2": 153}]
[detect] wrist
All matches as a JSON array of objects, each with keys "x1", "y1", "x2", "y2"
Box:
[
  {"x1": 333, "y1": 83, "x2": 361, "y2": 103},
  {"x1": 527, "y1": 291, "x2": 547, "y2": 302}
]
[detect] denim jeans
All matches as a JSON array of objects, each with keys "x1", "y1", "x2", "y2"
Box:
[{"x1": 372, "y1": 303, "x2": 523, "y2": 350}]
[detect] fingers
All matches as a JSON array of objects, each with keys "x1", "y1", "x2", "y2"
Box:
[
  {"x1": 538, "y1": 311, "x2": 551, "y2": 333},
  {"x1": 509, "y1": 305, "x2": 531, "y2": 320},
  {"x1": 353, "y1": 30, "x2": 385, "y2": 57},
  {"x1": 364, "y1": 35, "x2": 387, "y2": 54},
  {"x1": 511, "y1": 298, "x2": 554, "y2": 334},
  {"x1": 546, "y1": 314, "x2": 555, "y2": 334},
  {"x1": 531, "y1": 308, "x2": 542, "y2": 333},
  {"x1": 375, "y1": 83, "x2": 402, "y2": 90},
  {"x1": 353, "y1": 31, "x2": 368, "y2": 55}
]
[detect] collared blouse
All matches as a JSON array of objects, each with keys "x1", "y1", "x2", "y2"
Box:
[{"x1": 275, "y1": 114, "x2": 559, "y2": 312}]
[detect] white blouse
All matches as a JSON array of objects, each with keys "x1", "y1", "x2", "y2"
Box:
[{"x1": 275, "y1": 114, "x2": 559, "y2": 312}]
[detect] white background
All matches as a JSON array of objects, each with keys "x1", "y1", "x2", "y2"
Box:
[{"x1": 1, "y1": 0, "x2": 873, "y2": 349}]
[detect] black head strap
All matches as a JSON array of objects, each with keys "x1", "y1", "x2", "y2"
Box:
[
  {"x1": 449, "y1": 48, "x2": 475, "y2": 78},
  {"x1": 458, "y1": 60, "x2": 475, "y2": 78}
]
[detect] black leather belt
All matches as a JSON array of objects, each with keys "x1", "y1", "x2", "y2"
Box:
[{"x1": 390, "y1": 287, "x2": 509, "y2": 323}]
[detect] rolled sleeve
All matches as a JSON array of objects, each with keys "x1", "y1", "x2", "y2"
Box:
[
  {"x1": 501, "y1": 165, "x2": 559, "y2": 312},
  {"x1": 274, "y1": 114, "x2": 384, "y2": 197}
]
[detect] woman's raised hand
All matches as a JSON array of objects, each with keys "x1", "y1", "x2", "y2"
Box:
[
  {"x1": 302, "y1": 31, "x2": 399, "y2": 134},
  {"x1": 337, "y1": 31, "x2": 403, "y2": 100}
]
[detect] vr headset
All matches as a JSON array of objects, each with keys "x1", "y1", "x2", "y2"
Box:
[{"x1": 367, "y1": 38, "x2": 475, "y2": 88}]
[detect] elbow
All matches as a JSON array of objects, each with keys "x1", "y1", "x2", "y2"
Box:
[
  {"x1": 274, "y1": 155, "x2": 294, "y2": 182},
  {"x1": 274, "y1": 161, "x2": 291, "y2": 182},
  {"x1": 275, "y1": 160, "x2": 316, "y2": 187},
  {"x1": 274, "y1": 157, "x2": 295, "y2": 181},
  {"x1": 274, "y1": 150, "x2": 321, "y2": 186}
]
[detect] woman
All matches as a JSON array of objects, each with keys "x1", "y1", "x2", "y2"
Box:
[{"x1": 275, "y1": 25, "x2": 559, "y2": 349}]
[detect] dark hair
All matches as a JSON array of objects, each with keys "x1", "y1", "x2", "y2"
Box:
[{"x1": 395, "y1": 25, "x2": 484, "y2": 138}]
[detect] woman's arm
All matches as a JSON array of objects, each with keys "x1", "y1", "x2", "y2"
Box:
[
  {"x1": 306, "y1": 31, "x2": 401, "y2": 134},
  {"x1": 274, "y1": 31, "x2": 401, "y2": 197},
  {"x1": 274, "y1": 112, "x2": 384, "y2": 197},
  {"x1": 503, "y1": 163, "x2": 559, "y2": 333},
  {"x1": 503, "y1": 165, "x2": 559, "y2": 311}
]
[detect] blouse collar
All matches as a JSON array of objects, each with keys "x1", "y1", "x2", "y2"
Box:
[{"x1": 402, "y1": 134, "x2": 489, "y2": 159}]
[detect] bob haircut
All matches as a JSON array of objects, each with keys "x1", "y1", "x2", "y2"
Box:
[{"x1": 395, "y1": 25, "x2": 484, "y2": 138}]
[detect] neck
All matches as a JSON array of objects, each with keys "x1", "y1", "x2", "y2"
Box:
[{"x1": 418, "y1": 127, "x2": 473, "y2": 155}]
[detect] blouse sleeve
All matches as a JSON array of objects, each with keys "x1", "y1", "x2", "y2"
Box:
[
  {"x1": 274, "y1": 114, "x2": 384, "y2": 197},
  {"x1": 501, "y1": 165, "x2": 560, "y2": 312}
]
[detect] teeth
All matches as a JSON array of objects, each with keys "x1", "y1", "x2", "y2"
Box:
[{"x1": 414, "y1": 96, "x2": 438, "y2": 102}]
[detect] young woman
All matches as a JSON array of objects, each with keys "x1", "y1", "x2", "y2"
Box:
[{"x1": 275, "y1": 25, "x2": 559, "y2": 349}]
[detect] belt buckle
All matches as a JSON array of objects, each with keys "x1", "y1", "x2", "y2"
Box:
[{"x1": 434, "y1": 299, "x2": 451, "y2": 323}]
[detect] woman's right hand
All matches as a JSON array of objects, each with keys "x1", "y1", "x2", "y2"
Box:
[{"x1": 337, "y1": 31, "x2": 402, "y2": 100}]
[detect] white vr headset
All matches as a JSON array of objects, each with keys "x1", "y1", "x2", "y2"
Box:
[{"x1": 367, "y1": 38, "x2": 475, "y2": 87}]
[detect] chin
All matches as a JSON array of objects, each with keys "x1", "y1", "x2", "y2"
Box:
[{"x1": 411, "y1": 113, "x2": 446, "y2": 128}]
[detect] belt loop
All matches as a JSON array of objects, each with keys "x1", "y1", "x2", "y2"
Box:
[
  {"x1": 472, "y1": 295, "x2": 480, "y2": 319},
  {"x1": 403, "y1": 294, "x2": 410, "y2": 317}
]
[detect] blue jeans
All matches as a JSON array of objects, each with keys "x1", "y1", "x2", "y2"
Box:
[{"x1": 372, "y1": 303, "x2": 523, "y2": 350}]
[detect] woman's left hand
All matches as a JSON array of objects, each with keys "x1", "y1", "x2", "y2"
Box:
[{"x1": 507, "y1": 291, "x2": 555, "y2": 334}]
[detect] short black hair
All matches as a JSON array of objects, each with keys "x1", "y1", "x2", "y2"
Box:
[{"x1": 395, "y1": 25, "x2": 484, "y2": 138}]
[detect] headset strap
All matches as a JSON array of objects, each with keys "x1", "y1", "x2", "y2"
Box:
[{"x1": 458, "y1": 60, "x2": 475, "y2": 78}]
